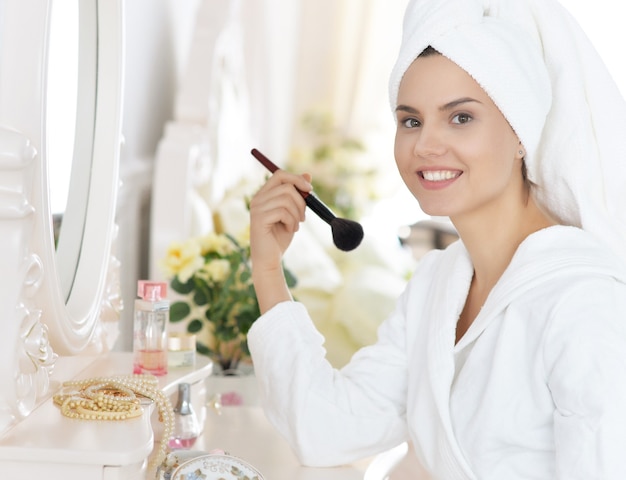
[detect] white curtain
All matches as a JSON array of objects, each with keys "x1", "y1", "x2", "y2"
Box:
[
  {"x1": 243, "y1": 0, "x2": 408, "y2": 165},
  {"x1": 242, "y1": 0, "x2": 417, "y2": 366},
  {"x1": 153, "y1": 0, "x2": 414, "y2": 366}
]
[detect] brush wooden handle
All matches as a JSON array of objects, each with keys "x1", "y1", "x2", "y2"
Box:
[
  {"x1": 251, "y1": 148, "x2": 310, "y2": 199},
  {"x1": 250, "y1": 148, "x2": 278, "y2": 173},
  {"x1": 251, "y1": 148, "x2": 363, "y2": 251},
  {"x1": 251, "y1": 147, "x2": 334, "y2": 222}
]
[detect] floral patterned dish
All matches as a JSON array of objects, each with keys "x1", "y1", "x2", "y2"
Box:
[
  {"x1": 158, "y1": 450, "x2": 207, "y2": 480},
  {"x1": 171, "y1": 453, "x2": 265, "y2": 480}
]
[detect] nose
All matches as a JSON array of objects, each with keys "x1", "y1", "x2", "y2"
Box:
[{"x1": 413, "y1": 123, "x2": 446, "y2": 158}]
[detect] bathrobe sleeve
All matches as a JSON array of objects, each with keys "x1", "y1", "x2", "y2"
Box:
[
  {"x1": 247, "y1": 296, "x2": 411, "y2": 467},
  {"x1": 544, "y1": 277, "x2": 626, "y2": 479}
]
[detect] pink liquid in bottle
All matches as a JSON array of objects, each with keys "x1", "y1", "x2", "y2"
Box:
[
  {"x1": 133, "y1": 281, "x2": 169, "y2": 376},
  {"x1": 168, "y1": 436, "x2": 197, "y2": 450},
  {"x1": 169, "y1": 383, "x2": 199, "y2": 450}
]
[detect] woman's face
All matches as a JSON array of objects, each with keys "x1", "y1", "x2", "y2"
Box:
[{"x1": 394, "y1": 53, "x2": 525, "y2": 222}]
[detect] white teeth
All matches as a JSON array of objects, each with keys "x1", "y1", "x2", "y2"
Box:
[{"x1": 422, "y1": 170, "x2": 459, "y2": 182}]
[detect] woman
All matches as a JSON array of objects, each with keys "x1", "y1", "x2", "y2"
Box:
[{"x1": 247, "y1": 1, "x2": 626, "y2": 478}]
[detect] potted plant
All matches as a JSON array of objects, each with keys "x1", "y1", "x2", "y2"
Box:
[{"x1": 161, "y1": 228, "x2": 296, "y2": 373}]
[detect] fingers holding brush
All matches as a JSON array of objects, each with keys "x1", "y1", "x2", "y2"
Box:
[
  {"x1": 249, "y1": 170, "x2": 312, "y2": 268},
  {"x1": 249, "y1": 170, "x2": 313, "y2": 313}
]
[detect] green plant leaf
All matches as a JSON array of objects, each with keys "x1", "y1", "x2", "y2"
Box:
[
  {"x1": 239, "y1": 269, "x2": 251, "y2": 283},
  {"x1": 187, "y1": 318, "x2": 203, "y2": 333},
  {"x1": 171, "y1": 276, "x2": 194, "y2": 294},
  {"x1": 236, "y1": 309, "x2": 257, "y2": 335},
  {"x1": 240, "y1": 339, "x2": 250, "y2": 357},
  {"x1": 170, "y1": 301, "x2": 191, "y2": 322},
  {"x1": 284, "y1": 267, "x2": 298, "y2": 288},
  {"x1": 193, "y1": 289, "x2": 209, "y2": 306},
  {"x1": 196, "y1": 341, "x2": 212, "y2": 357},
  {"x1": 215, "y1": 324, "x2": 237, "y2": 341}
]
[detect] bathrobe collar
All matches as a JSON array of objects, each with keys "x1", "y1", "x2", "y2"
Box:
[{"x1": 423, "y1": 225, "x2": 626, "y2": 479}]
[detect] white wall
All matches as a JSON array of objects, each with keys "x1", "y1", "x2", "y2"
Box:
[
  {"x1": 559, "y1": 0, "x2": 625, "y2": 97},
  {"x1": 121, "y1": 0, "x2": 200, "y2": 162},
  {"x1": 115, "y1": 0, "x2": 201, "y2": 350}
]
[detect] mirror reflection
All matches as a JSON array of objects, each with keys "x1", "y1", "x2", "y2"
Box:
[
  {"x1": 47, "y1": 0, "x2": 78, "y2": 218},
  {"x1": 46, "y1": 0, "x2": 97, "y2": 302}
]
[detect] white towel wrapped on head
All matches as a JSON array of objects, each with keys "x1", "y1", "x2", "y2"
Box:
[{"x1": 389, "y1": 0, "x2": 626, "y2": 264}]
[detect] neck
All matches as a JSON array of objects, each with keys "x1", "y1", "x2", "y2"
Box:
[{"x1": 451, "y1": 192, "x2": 556, "y2": 292}]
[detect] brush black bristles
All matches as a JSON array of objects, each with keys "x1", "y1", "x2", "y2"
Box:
[
  {"x1": 250, "y1": 148, "x2": 365, "y2": 251},
  {"x1": 330, "y1": 218, "x2": 364, "y2": 251},
  {"x1": 304, "y1": 192, "x2": 364, "y2": 251}
]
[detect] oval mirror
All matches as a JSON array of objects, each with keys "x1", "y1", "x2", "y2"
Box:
[
  {"x1": 46, "y1": 0, "x2": 92, "y2": 301},
  {"x1": 41, "y1": 0, "x2": 124, "y2": 353},
  {"x1": 0, "y1": 0, "x2": 123, "y2": 429}
]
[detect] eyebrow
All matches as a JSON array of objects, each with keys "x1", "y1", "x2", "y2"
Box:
[
  {"x1": 440, "y1": 97, "x2": 482, "y2": 111},
  {"x1": 395, "y1": 97, "x2": 482, "y2": 114}
]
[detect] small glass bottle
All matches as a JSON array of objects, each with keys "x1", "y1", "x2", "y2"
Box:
[
  {"x1": 133, "y1": 280, "x2": 169, "y2": 376},
  {"x1": 168, "y1": 382, "x2": 200, "y2": 450},
  {"x1": 168, "y1": 333, "x2": 196, "y2": 368}
]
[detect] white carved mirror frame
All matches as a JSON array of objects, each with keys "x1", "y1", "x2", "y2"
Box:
[{"x1": 0, "y1": 0, "x2": 124, "y2": 431}]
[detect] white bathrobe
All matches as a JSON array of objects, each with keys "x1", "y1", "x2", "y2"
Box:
[{"x1": 248, "y1": 226, "x2": 626, "y2": 479}]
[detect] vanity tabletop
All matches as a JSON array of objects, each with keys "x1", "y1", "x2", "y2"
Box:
[{"x1": 194, "y1": 405, "x2": 372, "y2": 480}]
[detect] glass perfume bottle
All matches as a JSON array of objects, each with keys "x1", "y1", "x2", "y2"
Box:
[
  {"x1": 168, "y1": 382, "x2": 200, "y2": 450},
  {"x1": 133, "y1": 280, "x2": 169, "y2": 376}
]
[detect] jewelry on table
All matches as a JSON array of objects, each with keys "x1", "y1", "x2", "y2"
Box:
[{"x1": 52, "y1": 374, "x2": 174, "y2": 470}]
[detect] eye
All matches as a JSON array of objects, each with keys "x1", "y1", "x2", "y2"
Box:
[
  {"x1": 401, "y1": 117, "x2": 421, "y2": 128},
  {"x1": 452, "y1": 113, "x2": 472, "y2": 125}
]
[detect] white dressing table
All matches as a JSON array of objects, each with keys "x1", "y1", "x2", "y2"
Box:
[
  {"x1": 173, "y1": 374, "x2": 409, "y2": 480},
  {"x1": 0, "y1": 352, "x2": 212, "y2": 479},
  {"x1": 0, "y1": 351, "x2": 407, "y2": 480},
  {"x1": 195, "y1": 405, "x2": 372, "y2": 480}
]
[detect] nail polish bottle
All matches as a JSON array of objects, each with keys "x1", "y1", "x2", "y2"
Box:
[
  {"x1": 168, "y1": 383, "x2": 200, "y2": 450},
  {"x1": 133, "y1": 280, "x2": 169, "y2": 376}
]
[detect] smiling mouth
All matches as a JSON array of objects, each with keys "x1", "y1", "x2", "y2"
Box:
[{"x1": 419, "y1": 170, "x2": 462, "y2": 182}]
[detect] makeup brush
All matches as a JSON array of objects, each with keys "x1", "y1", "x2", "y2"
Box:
[{"x1": 251, "y1": 148, "x2": 364, "y2": 251}]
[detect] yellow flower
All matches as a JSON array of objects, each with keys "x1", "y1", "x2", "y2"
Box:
[
  {"x1": 198, "y1": 259, "x2": 231, "y2": 284},
  {"x1": 198, "y1": 232, "x2": 236, "y2": 256},
  {"x1": 235, "y1": 225, "x2": 250, "y2": 248},
  {"x1": 160, "y1": 239, "x2": 203, "y2": 283}
]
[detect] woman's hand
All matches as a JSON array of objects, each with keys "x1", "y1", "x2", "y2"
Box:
[{"x1": 249, "y1": 169, "x2": 312, "y2": 312}]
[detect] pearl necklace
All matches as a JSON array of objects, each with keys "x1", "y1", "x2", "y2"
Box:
[{"x1": 53, "y1": 374, "x2": 174, "y2": 470}]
